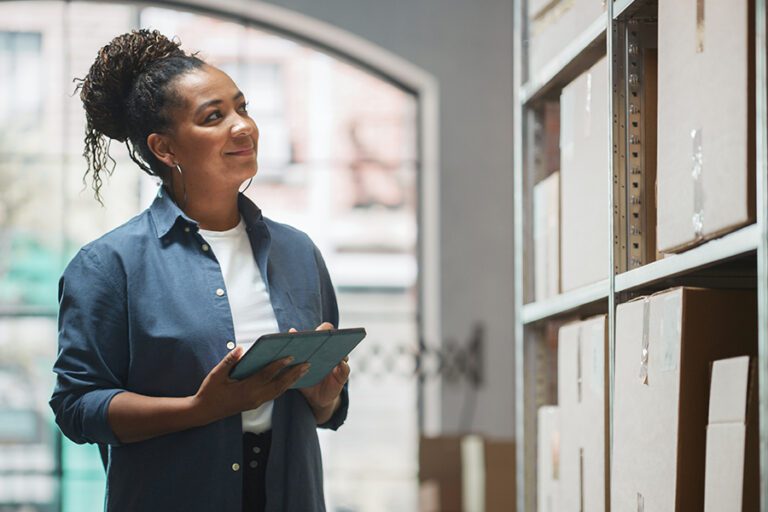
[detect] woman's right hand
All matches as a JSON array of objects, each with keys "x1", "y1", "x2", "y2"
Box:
[{"x1": 191, "y1": 347, "x2": 310, "y2": 425}]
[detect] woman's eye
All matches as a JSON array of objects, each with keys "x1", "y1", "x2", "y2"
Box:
[
  {"x1": 238, "y1": 102, "x2": 249, "y2": 113},
  {"x1": 204, "y1": 111, "x2": 222, "y2": 123}
]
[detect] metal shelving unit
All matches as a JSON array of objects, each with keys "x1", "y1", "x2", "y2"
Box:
[
  {"x1": 521, "y1": 280, "x2": 609, "y2": 325},
  {"x1": 512, "y1": 0, "x2": 768, "y2": 510}
]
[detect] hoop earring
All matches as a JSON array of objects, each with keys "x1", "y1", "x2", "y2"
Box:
[
  {"x1": 172, "y1": 162, "x2": 188, "y2": 208},
  {"x1": 239, "y1": 177, "x2": 254, "y2": 194}
]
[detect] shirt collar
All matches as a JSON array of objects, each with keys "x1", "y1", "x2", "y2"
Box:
[{"x1": 149, "y1": 186, "x2": 265, "y2": 238}]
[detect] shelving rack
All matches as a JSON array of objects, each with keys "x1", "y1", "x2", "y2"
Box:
[{"x1": 512, "y1": 0, "x2": 768, "y2": 511}]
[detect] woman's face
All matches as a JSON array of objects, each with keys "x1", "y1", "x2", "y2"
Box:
[{"x1": 152, "y1": 64, "x2": 258, "y2": 193}]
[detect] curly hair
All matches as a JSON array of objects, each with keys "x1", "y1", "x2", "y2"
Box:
[{"x1": 76, "y1": 29, "x2": 205, "y2": 201}]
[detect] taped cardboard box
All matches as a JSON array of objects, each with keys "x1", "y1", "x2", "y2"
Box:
[
  {"x1": 528, "y1": 0, "x2": 606, "y2": 80},
  {"x1": 560, "y1": 57, "x2": 610, "y2": 291},
  {"x1": 612, "y1": 288, "x2": 757, "y2": 511},
  {"x1": 419, "y1": 436, "x2": 516, "y2": 512},
  {"x1": 537, "y1": 405, "x2": 560, "y2": 512},
  {"x1": 657, "y1": 0, "x2": 755, "y2": 253},
  {"x1": 557, "y1": 315, "x2": 608, "y2": 512},
  {"x1": 534, "y1": 172, "x2": 560, "y2": 300},
  {"x1": 704, "y1": 356, "x2": 759, "y2": 512}
]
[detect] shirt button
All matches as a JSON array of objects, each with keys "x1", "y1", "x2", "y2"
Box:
[
  {"x1": 184, "y1": 227, "x2": 190, "y2": 233},
  {"x1": 202, "y1": 243, "x2": 210, "y2": 252},
  {"x1": 249, "y1": 460, "x2": 258, "y2": 469},
  {"x1": 216, "y1": 288, "x2": 225, "y2": 297},
  {"x1": 232, "y1": 463, "x2": 240, "y2": 472},
  {"x1": 226, "y1": 341, "x2": 235, "y2": 350},
  {"x1": 252, "y1": 446, "x2": 261, "y2": 454}
]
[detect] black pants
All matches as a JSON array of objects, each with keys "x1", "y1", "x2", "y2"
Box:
[{"x1": 242, "y1": 430, "x2": 272, "y2": 512}]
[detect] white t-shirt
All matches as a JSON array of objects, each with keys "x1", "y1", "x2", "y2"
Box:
[{"x1": 199, "y1": 217, "x2": 279, "y2": 434}]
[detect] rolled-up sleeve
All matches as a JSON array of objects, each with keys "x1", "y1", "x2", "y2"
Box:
[
  {"x1": 312, "y1": 243, "x2": 348, "y2": 431},
  {"x1": 49, "y1": 247, "x2": 128, "y2": 446}
]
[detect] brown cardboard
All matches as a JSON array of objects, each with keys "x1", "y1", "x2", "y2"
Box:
[
  {"x1": 528, "y1": 0, "x2": 606, "y2": 80},
  {"x1": 537, "y1": 406, "x2": 560, "y2": 512},
  {"x1": 612, "y1": 288, "x2": 757, "y2": 511},
  {"x1": 557, "y1": 315, "x2": 608, "y2": 512},
  {"x1": 534, "y1": 172, "x2": 560, "y2": 300},
  {"x1": 642, "y1": 49, "x2": 658, "y2": 264},
  {"x1": 483, "y1": 439, "x2": 516, "y2": 512},
  {"x1": 560, "y1": 57, "x2": 610, "y2": 291},
  {"x1": 419, "y1": 436, "x2": 516, "y2": 512},
  {"x1": 656, "y1": 0, "x2": 755, "y2": 253},
  {"x1": 419, "y1": 436, "x2": 463, "y2": 511},
  {"x1": 704, "y1": 357, "x2": 759, "y2": 512}
]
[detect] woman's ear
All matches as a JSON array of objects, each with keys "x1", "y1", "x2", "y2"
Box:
[{"x1": 147, "y1": 133, "x2": 177, "y2": 167}]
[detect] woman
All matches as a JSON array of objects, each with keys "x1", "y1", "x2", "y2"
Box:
[{"x1": 49, "y1": 29, "x2": 350, "y2": 512}]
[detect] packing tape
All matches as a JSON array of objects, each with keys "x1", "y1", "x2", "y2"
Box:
[
  {"x1": 577, "y1": 324, "x2": 583, "y2": 403},
  {"x1": 531, "y1": 0, "x2": 576, "y2": 34},
  {"x1": 659, "y1": 293, "x2": 681, "y2": 373},
  {"x1": 696, "y1": 0, "x2": 705, "y2": 53},
  {"x1": 691, "y1": 128, "x2": 704, "y2": 238},
  {"x1": 638, "y1": 298, "x2": 650, "y2": 385}
]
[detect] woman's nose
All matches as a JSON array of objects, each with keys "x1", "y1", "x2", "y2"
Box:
[{"x1": 231, "y1": 117, "x2": 254, "y2": 138}]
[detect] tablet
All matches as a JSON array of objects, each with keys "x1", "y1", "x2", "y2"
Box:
[{"x1": 229, "y1": 327, "x2": 367, "y2": 388}]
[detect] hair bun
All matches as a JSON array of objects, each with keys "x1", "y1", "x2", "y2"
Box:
[{"x1": 79, "y1": 29, "x2": 185, "y2": 141}]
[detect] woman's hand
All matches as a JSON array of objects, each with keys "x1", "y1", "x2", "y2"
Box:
[
  {"x1": 293, "y1": 323, "x2": 351, "y2": 424},
  {"x1": 107, "y1": 348, "x2": 308, "y2": 444},
  {"x1": 191, "y1": 346, "x2": 310, "y2": 426}
]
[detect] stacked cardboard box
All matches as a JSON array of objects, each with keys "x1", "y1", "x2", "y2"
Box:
[
  {"x1": 560, "y1": 57, "x2": 610, "y2": 291},
  {"x1": 527, "y1": 0, "x2": 606, "y2": 80},
  {"x1": 612, "y1": 288, "x2": 757, "y2": 511},
  {"x1": 556, "y1": 315, "x2": 608, "y2": 511},
  {"x1": 534, "y1": 172, "x2": 560, "y2": 300},
  {"x1": 657, "y1": 0, "x2": 755, "y2": 252},
  {"x1": 704, "y1": 356, "x2": 759, "y2": 511},
  {"x1": 537, "y1": 406, "x2": 560, "y2": 512},
  {"x1": 419, "y1": 435, "x2": 515, "y2": 512}
]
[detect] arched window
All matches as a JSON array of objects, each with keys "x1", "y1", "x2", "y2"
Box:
[{"x1": 0, "y1": 2, "x2": 429, "y2": 510}]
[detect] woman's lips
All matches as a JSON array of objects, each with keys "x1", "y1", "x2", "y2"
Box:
[{"x1": 225, "y1": 148, "x2": 255, "y2": 156}]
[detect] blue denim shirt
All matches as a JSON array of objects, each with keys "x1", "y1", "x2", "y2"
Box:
[{"x1": 50, "y1": 189, "x2": 347, "y2": 512}]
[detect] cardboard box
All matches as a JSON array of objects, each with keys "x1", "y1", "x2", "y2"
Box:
[
  {"x1": 656, "y1": 0, "x2": 755, "y2": 253},
  {"x1": 420, "y1": 436, "x2": 463, "y2": 511},
  {"x1": 419, "y1": 436, "x2": 516, "y2": 512},
  {"x1": 612, "y1": 288, "x2": 757, "y2": 511},
  {"x1": 560, "y1": 57, "x2": 610, "y2": 291},
  {"x1": 704, "y1": 356, "x2": 759, "y2": 512},
  {"x1": 537, "y1": 406, "x2": 560, "y2": 512},
  {"x1": 528, "y1": 0, "x2": 606, "y2": 80},
  {"x1": 534, "y1": 172, "x2": 560, "y2": 300},
  {"x1": 557, "y1": 315, "x2": 608, "y2": 512}
]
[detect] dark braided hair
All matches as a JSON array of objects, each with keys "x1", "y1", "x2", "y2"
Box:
[{"x1": 77, "y1": 29, "x2": 205, "y2": 201}]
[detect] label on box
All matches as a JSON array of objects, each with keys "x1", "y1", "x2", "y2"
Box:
[{"x1": 658, "y1": 295, "x2": 681, "y2": 373}]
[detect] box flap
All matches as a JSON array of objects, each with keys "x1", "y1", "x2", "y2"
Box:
[{"x1": 708, "y1": 356, "x2": 751, "y2": 424}]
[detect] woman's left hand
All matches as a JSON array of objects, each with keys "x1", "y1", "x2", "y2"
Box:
[{"x1": 292, "y1": 322, "x2": 350, "y2": 423}]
